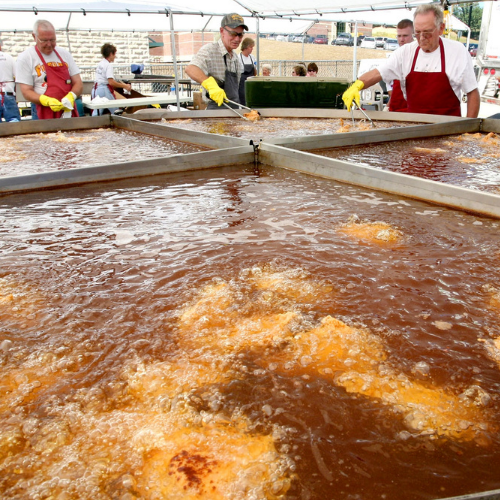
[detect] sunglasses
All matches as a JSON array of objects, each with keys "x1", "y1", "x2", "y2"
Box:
[{"x1": 224, "y1": 27, "x2": 244, "y2": 38}]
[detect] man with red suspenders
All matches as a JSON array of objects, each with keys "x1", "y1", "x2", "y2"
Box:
[
  {"x1": 16, "y1": 20, "x2": 83, "y2": 120},
  {"x1": 343, "y1": 3, "x2": 480, "y2": 118},
  {"x1": 387, "y1": 19, "x2": 414, "y2": 113}
]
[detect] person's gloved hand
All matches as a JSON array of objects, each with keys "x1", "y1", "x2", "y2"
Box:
[
  {"x1": 39, "y1": 94, "x2": 64, "y2": 112},
  {"x1": 61, "y1": 91, "x2": 76, "y2": 111},
  {"x1": 342, "y1": 80, "x2": 365, "y2": 111},
  {"x1": 201, "y1": 76, "x2": 227, "y2": 106}
]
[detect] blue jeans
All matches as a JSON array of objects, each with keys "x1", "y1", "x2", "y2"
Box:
[
  {"x1": 0, "y1": 94, "x2": 21, "y2": 122},
  {"x1": 92, "y1": 85, "x2": 117, "y2": 116}
]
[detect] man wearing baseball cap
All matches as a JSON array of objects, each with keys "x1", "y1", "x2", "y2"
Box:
[{"x1": 186, "y1": 13, "x2": 248, "y2": 109}]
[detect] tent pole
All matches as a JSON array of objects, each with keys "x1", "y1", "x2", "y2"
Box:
[
  {"x1": 169, "y1": 11, "x2": 180, "y2": 108},
  {"x1": 352, "y1": 20, "x2": 358, "y2": 82},
  {"x1": 256, "y1": 17, "x2": 260, "y2": 74},
  {"x1": 66, "y1": 13, "x2": 72, "y2": 53}
]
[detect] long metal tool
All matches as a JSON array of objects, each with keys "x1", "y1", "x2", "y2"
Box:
[
  {"x1": 224, "y1": 98, "x2": 252, "y2": 111},
  {"x1": 352, "y1": 102, "x2": 376, "y2": 128},
  {"x1": 225, "y1": 98, "x2": 262, "y2": 117},
  {"x1": 222, "y1": 102, "x2": 251, "y2": 121}
]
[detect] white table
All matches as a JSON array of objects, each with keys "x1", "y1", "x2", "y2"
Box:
[{"x1": 83, "y1": 93, "x2": 193, "y2": 110}]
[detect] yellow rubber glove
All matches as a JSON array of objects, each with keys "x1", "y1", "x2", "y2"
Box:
[
  {"x1": 201, "y1": 76, "x2": 227, "y2": 107},
  {"x1": 62, "y1": 91, "x2": 76, "y2": 108},
  {"x1": 151, "y1": 104, "x2": 161, "y2": 109},
  {"x1": 39, "y1": 94, "x2": 64, "y2": 112},
  {"x1": 342, "y1": 79, "x2": 365, "y2": 111}
]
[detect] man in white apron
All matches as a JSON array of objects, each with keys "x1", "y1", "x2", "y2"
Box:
[{"x1": 186, "y1": 13, "x2": 247, "y2": 109}]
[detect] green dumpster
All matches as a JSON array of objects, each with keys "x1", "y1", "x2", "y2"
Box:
[{"x1": 245, "y1": 76, "x2": 349, "y2": 109}]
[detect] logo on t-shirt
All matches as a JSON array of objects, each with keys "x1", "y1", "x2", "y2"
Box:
[{"x1": 34, "y1": 61, "x2": 69, "y2": 77}]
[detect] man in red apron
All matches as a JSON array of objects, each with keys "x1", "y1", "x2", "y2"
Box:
[
  {"x1": 387, "y1": 19, "x2": 414, "y2": 113},
  {"x1": 343, "y1": 4, "x2": 480, "y2": 118},
  {"x1": 16, "y1": 20, "x2": 83, "y2": 120},
  {"x1": 186, "y1": 13, "x2": 247, "y2": 110}
]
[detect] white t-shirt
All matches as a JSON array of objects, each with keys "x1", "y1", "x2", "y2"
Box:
[
  {"x1": 15, "y1": 45, "x2": 80, "y2": 95},
  {"x1": 378, "y1": 37, "x2": 477, "y2": 101},
  {"x1": 0, "y1": 51, "x2": 16, "y2": 93},
  {"x1": 95, "y1": 58, "x2": 114, "y2": 86},
  {"x1": 240, "y1": 53, "x2": 255, "y2": 67}
]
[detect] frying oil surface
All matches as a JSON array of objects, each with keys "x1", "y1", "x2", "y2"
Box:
[
  {"x1": 158, "y1": 117, "x2": 415, "y2": 139},
  {"x1": 1, "y1": 165, "x2": 500, "y2": 500},
  {"x1": 0, "y1": 129, "x2": 208, "y2": 177},
  {"x1": 311, "y1": 132, "x2": 500, "y2": 193}
]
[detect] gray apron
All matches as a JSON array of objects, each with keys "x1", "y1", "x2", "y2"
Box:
[
  {"x1": 207, "y1": 54, "x2": 240, "y2": 110},
  {"x1": 238, "y1": 54, "x2": 254, "y2": 106}
]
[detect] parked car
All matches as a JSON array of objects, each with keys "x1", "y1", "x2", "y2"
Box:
[
  {"x1": 276, "y1": 35, "x2": 288, "y2": 42},
  {"x1": 333, "y1": 33, "x2": 354, "y2": 46},
  {"x1": 383, "y1": 38, "x2": 398, "y2": 51},
  {"x1": 360, "y1": 37, "x2": 376, "y2": 49},
  {"x1": 356, "y1": 35, "x2": 366, "y2": 46},
  {"x1": 293, "y1": 35, "x2": 314, "y2": 43},
  {"x1": 375, "y1": 37, "x2": 387, "y2": 48},
  {"x1": 313, "y1": 35, "x2": 328, "y2": 44},
  {"x1": 465, "y1": 42, "x2": 478, "y2": 57}
]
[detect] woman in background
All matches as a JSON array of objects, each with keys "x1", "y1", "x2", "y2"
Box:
[
  {"x1": 238, "y1": 37, "x2": 257, "y2": 106},
  {"x1": 307, "y1": 62, "x2": 318, "y2": 77},
  {"x1": 262, "y1": 64, "x2": 272, "y2": 77},
  {"x1": 92, "y1": 43, "x2": 132, "y2": 116},
  {"x1": 292, "y1": 65, "x2": 306, "y2": 77}
]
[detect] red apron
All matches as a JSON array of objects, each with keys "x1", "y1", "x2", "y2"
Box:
[
  {"x1": 35, "y1": 46, "x2": 79, "y2": 120},
  {"x1": 388, "y1": 79, "x2": 408, "y2": 112},
  {"x1": 405, "y1": 38, "x2": 461, "y2": 117}
]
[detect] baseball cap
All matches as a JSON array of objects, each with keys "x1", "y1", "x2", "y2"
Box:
[{"x1": 221, "y1": 13, "x2": 248, "y2": 31}]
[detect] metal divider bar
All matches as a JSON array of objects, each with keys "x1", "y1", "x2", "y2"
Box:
[
  {"x1": 0, "y1": 148, "x2": 254, "y2": 195},
  {"x1": 266, "y1": 119, "x2": 481, "y2": 150}
]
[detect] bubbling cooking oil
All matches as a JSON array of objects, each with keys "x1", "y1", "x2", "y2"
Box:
[
  {"x1": 310, "y1": 132, "x2": 500, "y2": 193},
  {"x1": 1, "y1": 165, "x2": 500, "y2": 500},
  {"x1": 158, "y1": 117, "x2": 416, "y2": 140},
  {"x1": 0, "y1": 129, "x2": 209, "y2": 177}
]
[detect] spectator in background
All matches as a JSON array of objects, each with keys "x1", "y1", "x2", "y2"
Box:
[
  {"x1": 306, "y1": 62, "x2": 318, "y2": 77},
  {"x1": 387, "y1": 19, "x2": 414, "y2": 112},
  {"x1": 292, "y1": 65, "x2": 306, "y2": 77},
  {"x1": 262, "y1": 64, "x2": 272, "y2": 76},
  {"x1": 0, "y1": 38, "x2": 21, "y2": 122},
  {"x1": 92, "y1": 43, "x2": 132, "y2": 116},
  {"x1": 16, "y1": 19, "x2": 82, "y2": 119},
  {"x1": 238, "y1": 37, "x2": 257, "y2": 106}
]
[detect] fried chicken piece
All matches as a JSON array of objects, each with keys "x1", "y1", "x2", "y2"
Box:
[
  {"x1": 243, "y1": 109, "x2": 260, "y2": 122},
  {"x1": 337, "y1": 216, "x2": 404, "y2": 245},
  {"x1": 261, "y1": 315, "x2": 489, "y2": 442}
]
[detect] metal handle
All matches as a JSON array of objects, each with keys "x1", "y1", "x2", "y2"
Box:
[
  {"x1": 353, "y1": 102, "x2": 376, "y2": 127},
  {"x1": 224, "y1": 98, "x2": 252, "y2": 111},
  {"x1": 222, "y1": 102, "x2": 250, "y2": 121}
]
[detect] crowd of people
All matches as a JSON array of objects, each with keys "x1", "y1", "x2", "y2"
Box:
[{"x1": 0, "y1": 4, "x2": 482, "y2": 121}]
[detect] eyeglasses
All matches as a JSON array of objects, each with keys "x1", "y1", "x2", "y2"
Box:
[
  {"x1": 414, "y1": 28, "x2": 437, "y2": 38},
  {"x1": 36, "y1": 36, "x2": 56, "y2": 43},
  {"x1": 223, "y1": 27, "x2": 244, "y2": 38}
]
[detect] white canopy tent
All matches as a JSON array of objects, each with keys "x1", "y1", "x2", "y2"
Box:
[{"x1": 0, "y1": 0, "x2": 447, "y2": 32}]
